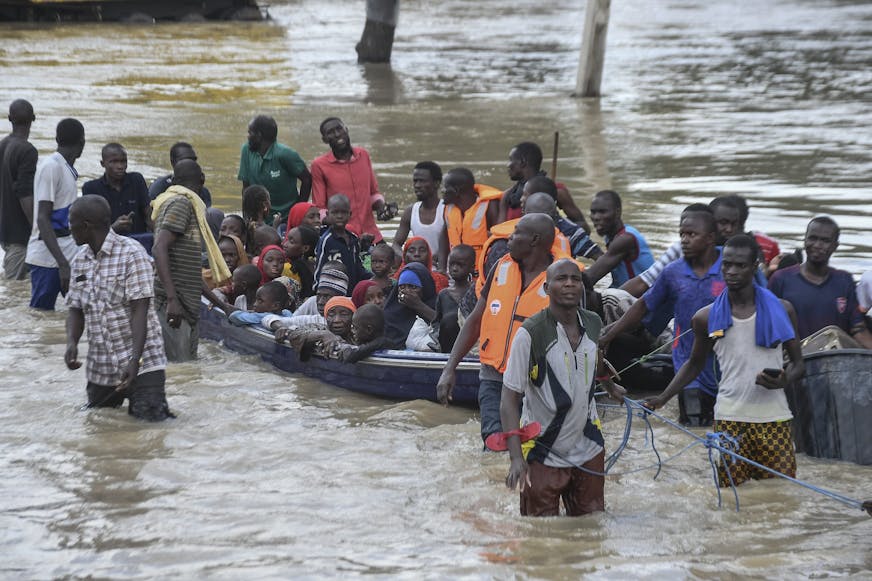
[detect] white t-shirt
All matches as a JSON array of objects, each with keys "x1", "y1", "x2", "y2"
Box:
[
  {"x1": 410, "y1": 200, "x2": 445, "y2": 260},
  {"x1": 713, "y1": 313, "x2": 793, "y2": 423},
  {"x1": 25, "y1": 152, "x2": 81, "y2": 268}
]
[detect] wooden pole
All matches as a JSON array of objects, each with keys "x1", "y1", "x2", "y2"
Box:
[
  {"x1": 574, "y1": 0, "x2": 611, "y2": 98},
  {"x1": 550, "y1": 131, "x2": 559, "y2": 181},
  {"x1": 356, "y1": 0, "x2": 400, "y2": 63}
]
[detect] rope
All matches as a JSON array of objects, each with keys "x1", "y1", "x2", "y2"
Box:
[
  {"x1": 622, "y1": 396, "x2": 869, "y2": 513},
  {"x1": 612, "y1": 327, "x2": 694, "y2": 378}
]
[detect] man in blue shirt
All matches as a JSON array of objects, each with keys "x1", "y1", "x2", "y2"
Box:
[
  {"x1": 83, "y1": 143, "x2": 151, "y2": 235},
  {"x1": 600, "y1": 205, "x2": 724, "y2": 425},
  {"x1": 769, "y1": 216, "x2": 872, "y2": 349}
]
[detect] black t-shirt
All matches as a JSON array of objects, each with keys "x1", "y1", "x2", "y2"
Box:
[
  {"x1": 0, "y1": 134, "x2": 38, "y2": 245},
  {"x1": 83, "y1": 173, "x2": 152, "y2": 233}
]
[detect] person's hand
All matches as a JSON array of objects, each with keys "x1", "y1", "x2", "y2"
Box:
[
  {"x1": 755, "y1": 368, "x2": 786, "y2": 390},
  {"x1": 598, "y1": 328, "x2": 615, "y2": 355},
  {"x1": 506, "y1": 456, "x2": 531, "y2": 491},
  {"x1": 272, "y1": 213, "x2": 282, "y2": 229},
  {"x1": 359, "y1": 233, "x2": 375, "y2": 251},
  {"x1": 117, "y1": 357, "x2": 140, "y2": 392},
  {"x1": 275, "y1": 327, "x2": 291, "y2": 343},
  {"x1": 642, "y1": 394, "x2": 666, "y2": 411},
  {"x1": 436, "y1": 369, "x2": 456, "y2": 405},
  {"x1": 112, "y1": 214, "x2": 133, "y2": 233},
  {"x1": 166, "y1": 297, "x2": 184, "y2": 329},
  {"x1": 602, "y1": 379, "x2": 626, "y2": 403},
  {"x1": 398, "y1": 290, "x2": 424, "y2": 309},
  {"x1": 376, "y1": 202, "x2": 398, "y2": 221},
  {"x1": 59, "y1": 262, "x2": 71, "y2": 296},
  {"x1": 64, "y1": 343, "x2": 81, "y2": 370}
]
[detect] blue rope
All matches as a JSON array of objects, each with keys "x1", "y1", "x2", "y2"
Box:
[{"x1": 623, "y1": 396, "x2": 868, "y2": 512}]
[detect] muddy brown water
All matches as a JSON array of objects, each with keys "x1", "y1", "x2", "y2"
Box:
[{"x1": 1, "y1": 0, "x2": 870, "y2": 578}]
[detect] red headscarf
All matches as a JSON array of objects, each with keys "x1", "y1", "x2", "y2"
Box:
[
  {"x1": 351, "y1": 280, "x2": 378, "y2": 308},
  {"x1": 257, "y1": 244, "x2": 285, "y2": 284},
  {"x1": 286, "y1": 202, "x2": 316, "y2": 238},
  {"x1": 393, "y1": 236, "x2": 449, "y2": 293}
]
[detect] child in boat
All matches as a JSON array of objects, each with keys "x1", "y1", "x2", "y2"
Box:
[
  {"x1": 277, "y1": 302, "x2": 387, "y2": 363},
  {"x1": 249, "y1": 224, "x2": 282, "y2": 262},
  {"x1": 433, "y1": 244, "x2": 476, "y2": 352},
  {"x1": 383, "y1": 263, "x2": 437, "y2": 350},
  {"x1": 282, "y1": 225, "x2": 318, "y2": 299},
  {"x1": 286, "y1": 201, "x2": 323, "y2": 233},
  {"x1": 205, "y1": 264, "x2": 261, "y2": 313},
  {"x1": 369, "y1": 243, "x2": 396, "y2": 296},
  {"x1": 203, "y1": 233, "x2": 249, "y2": 291},
  {"x1": 351, "y1": 280, "x2": 385, "y2": 309},
  {"x1": 228, "y1": 281, "x2": 293, "y2": 328},
  {"x1": 243, "y1": 184, "x2": 275, "y2": 230},
  {"x1": 267, "y1": 266, "x2": 350, "y2": 331},
  {"x1": 258, "y1": 244, "x2": 302, "y2": 310},
  {"x1": 393, "y1": 236, "x2": 449, "y2": 294},
  {"x1": 314, "y1": 194, "x2": 372, "y2": 293}
]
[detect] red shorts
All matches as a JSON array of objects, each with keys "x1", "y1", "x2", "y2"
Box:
[{"x1": 520, "y1": 450, "x2": 605, "y2": 517}]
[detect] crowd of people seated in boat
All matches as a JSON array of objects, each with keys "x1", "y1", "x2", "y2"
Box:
[{"x1": 6, "y1": 108, "x2": 871, "y2": 373}]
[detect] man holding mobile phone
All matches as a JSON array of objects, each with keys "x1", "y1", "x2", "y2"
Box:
[
  {"x1": 83, "y1": 143, "x2": 151, "y2": 237},
  {"x1": 644, "y1": 235, "x2": 805, "y2": 488}
]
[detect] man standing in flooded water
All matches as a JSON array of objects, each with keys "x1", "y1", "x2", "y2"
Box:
[
  {"x1": 152, "y1": 159, "x2": 229, "y2": 361},
  {"x1": 500, "y1": 259, "x2": 624, "y2": 516},
  {"x1": 0, "y1": 99, "x2": 37, "y2": 280},
  {"x1": 238, "y1": 115, "x2": 311, "y2": 226},
  {"x1": 645, "y1": 235, "x2": 804, "y2": 487},
  {"x1": 148, "y1": 142, "x2": 212, "y2": 207},
  {"x1": 25, "y1": 117, "x2": 85, "y2": 310},
  {"x1": 65, "y1": 195, "x2": 173, "y2": 421},
  {"x1": 311, "y1": 117, "x2": 396, "y2": 244}
]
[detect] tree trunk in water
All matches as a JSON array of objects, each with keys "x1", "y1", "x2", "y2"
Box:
[{"x1": 356, "y1": 0, "x2": 399, "y2": 63}]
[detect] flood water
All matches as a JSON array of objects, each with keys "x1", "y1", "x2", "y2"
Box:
[{"x1": 2, "y1": 0, "x2": 871, "y2": 578}]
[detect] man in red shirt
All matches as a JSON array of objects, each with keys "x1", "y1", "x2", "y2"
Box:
[{"x1": 310, "y1": 118, "x2": 396, "y2": 244}]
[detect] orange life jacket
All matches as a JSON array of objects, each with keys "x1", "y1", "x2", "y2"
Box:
[
  {"x1": 444, "y1": 184, "x2": 503, "y2": 264},
  {"x1": 478, "y1": 249, "x2": 569, "y2": 374},
  {"x1": 475, "y1": 218, "x2": 574, "y2": 295}
]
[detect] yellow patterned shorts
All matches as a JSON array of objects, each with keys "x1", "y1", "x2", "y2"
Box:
[{"x1": 712, "y1": 419, "x2": 796, "y2": 488}]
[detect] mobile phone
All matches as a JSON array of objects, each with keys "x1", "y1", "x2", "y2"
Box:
[
  {"x1": 762, "y1": 368, "x2": 782, "y2": 378},
  {"x1": 127, "y1": 212, "x2": 136, "y2": 220}
]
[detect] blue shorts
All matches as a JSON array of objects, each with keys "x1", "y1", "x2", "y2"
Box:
[{"x1": 29, "y1": 265, "x2": 62, "y2": 310}]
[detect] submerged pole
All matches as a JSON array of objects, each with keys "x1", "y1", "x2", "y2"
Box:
[
  {"x1": 356, "y1": 0, "x2": 400, "y2": 63},
  {"x1": 574, "y1": 0, "x2": 611, "y2": 98}
]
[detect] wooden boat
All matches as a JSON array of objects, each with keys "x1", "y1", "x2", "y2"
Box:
[
  {"x1": 199, "y1": 300, "x2": 481, "y2": 407},
  {"x1": 0, "y1": 0, "x2": 264, "y2": 22}
]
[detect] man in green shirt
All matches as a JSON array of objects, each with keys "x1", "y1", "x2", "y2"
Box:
[{"x1": 238, "y1": 115, "x2": 312, "y2": 223}]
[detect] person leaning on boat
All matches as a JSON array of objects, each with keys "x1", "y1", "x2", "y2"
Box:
[
  {"x1": 501, "y1": 259, "x2": 625, "y2": 516},
  {"x1": 437, "y1": 213, "x2": 569, "y2": 442},
  {"x1": 644, "y1": 235, "x2": 805, "y2": 487}
]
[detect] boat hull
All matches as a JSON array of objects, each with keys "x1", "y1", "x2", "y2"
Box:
[
  {"x1": 199, "y1": 302, "x2": 481, "y2": 407},
  {"x1": 789, "y1": 349, "x2": 872, "y2": 465}
]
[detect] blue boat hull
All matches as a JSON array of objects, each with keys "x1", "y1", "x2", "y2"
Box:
[{"x1": 199, "y1": 302, "x2": 481, "y2": 407}]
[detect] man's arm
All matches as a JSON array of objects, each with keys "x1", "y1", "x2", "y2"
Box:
[
  {"x1": 436, "y1": 279, "x2": 489, "y2": 405},
  {"x1": 436, "y1": 225, "x2": 450, "y2": 273},
  {"x1": 152, "y1": 227, "x2": 184, "y2": 327},
  {"x1": 583, "y1": 234, "x2": 636, "y2": 286},
  {"x1": 500, "y1": 387, "x2": 530, "y2": 491},
  {"x1": 297, "y1": 167, "x2": 312, "y2": 202},
  {"x1": 598, "y1": 294, "x2": 650, "y2": 350},
  {"x1": 555, "y1": 185, "x2": 590, "y2": 233},
  {"x1": 36, "y1": 200, "x2": 71, "y2": 294},
  {"x1": 620, "y1": 276, "x2": 649, "y2": 298},
  {"x1": 117, "y1": 297, "x2": 149, "y2": 390},
  {"x1": 310, "y1": 160, "x2": 327, "y2": 211},
  {"x1": 496, "y1": 187, "x2": 511, "y2": 225},
  {"x1": 485, "y1": 198, "x2": 501, "y2": 231},
  {"x1": 65, "y1": 306, "x2": 85, "y2": 370},
  {"x1": 645, "y1": 308, "x2": 714, "y2": 409},
  {"x1": 16, "y1": 145, "x2": 37, "y2": 227},
  {"x1": 392, "y1": 205, "x2": 413, "y2": 257}
]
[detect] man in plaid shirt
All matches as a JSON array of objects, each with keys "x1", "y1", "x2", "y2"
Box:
[{"x1": 65, "y1": 195, "x2": 173, "y2": 421}]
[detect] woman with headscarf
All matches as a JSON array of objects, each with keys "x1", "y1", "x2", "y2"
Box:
[
  {"x1": 285, "y1": 201, "x2": 323, "y2": 235},
  {"x1": 351, "y1": 280, "x2": 386, "y2": 309},
  {"x1": 392, "y1": 236, "x2": 450, "y2": 294},
  {"x1": 383, "y1": 262, "x2": 437, "y2": 349}
]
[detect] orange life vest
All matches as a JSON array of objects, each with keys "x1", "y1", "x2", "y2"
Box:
[
  {"x1": 478, "y1": 249, "x2": 569, "y2": 374},
  {"x1": 475, "y1": 218, "x2": 574, "y2": 295},
  {"x1": 444, "y1": 184, "x2": 503, "y2": 264}
]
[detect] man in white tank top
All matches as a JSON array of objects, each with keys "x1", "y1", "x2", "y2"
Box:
[
  {"x1": 392, "y1": 161, "x2": 448, "y2": 270},
  {"x1": 645, "y1": 235, "x2": 805, "y2": 488}
]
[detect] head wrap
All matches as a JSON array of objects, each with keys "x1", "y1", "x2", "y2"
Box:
[
  {"x1": 351, "y1": 280, "x2": 379, "y2": 308},
  {"x1": 382, "y1": 263, "x2": 437, "y2": 349},
  {"x1": 219, "y1": 234, "x2": 250, "y2": 268},
  {"x1": 325, "y1": 296, "x2": 357, "y2": 316},
  {"x1": 397, "y1": 269, "x2": 423, "y2": 288},
  {"x1": 286, "y1": 201, "x2": 317, "y2": 234},
  {"x1": 317, "y1": 268, "x2": 349, "y2": 296},
  {"x1": 257, "y1": 244, "x2": 285, "y2": 284}
]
